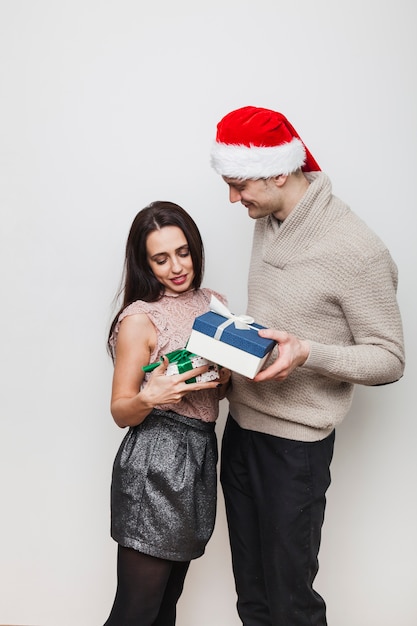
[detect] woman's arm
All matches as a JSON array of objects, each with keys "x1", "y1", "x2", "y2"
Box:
[
  {"x1": 110, "y1": 313, "x2": 156, "y2": 427},
  {"x1": 110, "y1": 313, "x2": 222, "y2": 428}
]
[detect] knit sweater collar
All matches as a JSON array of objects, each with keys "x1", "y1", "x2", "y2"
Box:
[{"x1": 260, "y1": 172, "x2": 346, "y2": 268}]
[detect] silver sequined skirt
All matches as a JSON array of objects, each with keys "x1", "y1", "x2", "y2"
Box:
[{"x1": 110, "y1": 408, "x2": 218, "y2": 561}]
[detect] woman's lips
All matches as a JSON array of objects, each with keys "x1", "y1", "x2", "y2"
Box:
[{"x1": 171, "y1": 275, "x2": 187, "y2": 285}]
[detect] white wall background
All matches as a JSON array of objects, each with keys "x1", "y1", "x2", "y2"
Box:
[{"x1": 0, "y1": 1, "x2": 416, "y2": 624}]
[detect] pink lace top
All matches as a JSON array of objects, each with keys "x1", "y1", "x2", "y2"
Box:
[{"x1": 110, "y1": 288, "x2": 227, "y2": 423}]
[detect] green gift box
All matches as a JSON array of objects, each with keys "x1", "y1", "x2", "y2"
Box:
[{"x1": 142, "y1": 348, "x2": 219, "y2": 384}]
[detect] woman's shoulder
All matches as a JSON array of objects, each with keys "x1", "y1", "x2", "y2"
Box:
[
  {"x1": 109, "y1": 300, "x2": 153, "y2": 358},
  {"x1": 111, "y1": 300, "x2": 155, "y2": 340},
  {"x1": 116, "y1": 290, "x2": 227, "y2": 322},
  {"x1": 119, "y1": 299, "x2": 154, "y2": 320},
  {"x1": 199, "y1": 287, "x2": 228, "y2": 306}
]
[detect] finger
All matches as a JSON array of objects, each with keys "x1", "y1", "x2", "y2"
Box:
[
  {"x1": 183, "y1": 379, "x2": 223, "y2": 392},
  {"x1": 176, "y1": 364, "x2": 210, "y2": 383},
  {"x1": 253, "y1": 363, "x2": 281, "y2": 382},
  {"x1": 151, "y1": 355, "x2": 170, "y2": 376},
  {"x1": 258, "y1": 328, "x2": 284, "y2": 342}
]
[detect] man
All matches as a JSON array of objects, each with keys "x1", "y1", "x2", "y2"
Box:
[{"x1": 210, "y1": 106, "x2": 405, "y2": 626}]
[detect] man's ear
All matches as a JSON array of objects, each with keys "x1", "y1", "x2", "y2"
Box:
[{"x1": 273, "y1": 174, "x2": 288, "y2": 187}]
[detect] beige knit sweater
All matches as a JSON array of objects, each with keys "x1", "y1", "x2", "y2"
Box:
[{"x1": 227, "y1": 172, "x2": 405, "y2": 442}]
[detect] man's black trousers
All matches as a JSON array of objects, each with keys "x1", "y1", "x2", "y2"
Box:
[{"x1": 220, "y1": 414, "x2": 335, "y2": 626}]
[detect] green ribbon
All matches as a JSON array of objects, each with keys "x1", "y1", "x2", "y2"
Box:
[{"x1": 142, "y1": 348, "x2": 198, "y2": 373}]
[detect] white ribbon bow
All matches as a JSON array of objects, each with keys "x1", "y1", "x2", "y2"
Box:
[{"x1": 209, "y1": 295, "x2": 257, "y2": 340}]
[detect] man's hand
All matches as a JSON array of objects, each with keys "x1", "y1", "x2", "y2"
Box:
[{"x1": 253, "y1": 329, "x2": 310, "y2": 382}]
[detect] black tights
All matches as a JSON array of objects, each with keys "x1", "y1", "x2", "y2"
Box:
[{"x1": 103, "y1": 545, "x2": 190, "y2": 626}]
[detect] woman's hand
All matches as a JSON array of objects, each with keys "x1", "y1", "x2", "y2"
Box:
[
  {"x1": 216, "y1": 366, "x2": 232, "y2": 399},
  {"x1": 111, "y1": 314, "x2": 230, "y2": 428},
  {"x1": 140, "y1": 356, "x2": 223, "y2": 406}
]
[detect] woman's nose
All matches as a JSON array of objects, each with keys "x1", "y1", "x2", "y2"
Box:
[{"x1": 171, "y1": 257, "x2": 182, "y2": 273}]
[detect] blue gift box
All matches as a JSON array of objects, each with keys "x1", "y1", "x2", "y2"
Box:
[{"x1": 186, "y1": 311, "x2": 276, "y2": 379}]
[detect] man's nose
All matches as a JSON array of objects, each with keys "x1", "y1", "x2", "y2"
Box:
[{"x1": 229, "y1": 188, "x2": 241, "y2": 203}]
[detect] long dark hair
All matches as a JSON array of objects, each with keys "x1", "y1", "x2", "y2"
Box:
[{"x1": 107, "y1": 200, "x2": 205, "y2": 354}]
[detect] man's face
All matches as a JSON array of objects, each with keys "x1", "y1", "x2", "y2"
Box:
[{"x1": 222, "y1": 176, "x2": 283, "y2": 220}]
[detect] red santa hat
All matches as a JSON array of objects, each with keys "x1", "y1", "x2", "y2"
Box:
[{"x1": 211, "y1": 106, "x2": 320, "y2": 179}]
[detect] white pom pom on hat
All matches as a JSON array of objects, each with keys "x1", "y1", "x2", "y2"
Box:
[{"x1": 211, "y1": 106, "x2": 320, "y2": 179}]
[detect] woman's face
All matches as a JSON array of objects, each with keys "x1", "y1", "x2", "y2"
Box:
[{"x1": 146, "y1": 225, "x2": 195, "y2": 295}]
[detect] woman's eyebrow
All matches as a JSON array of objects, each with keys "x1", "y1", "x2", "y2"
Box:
[{"x1": 149, "y1": 245, "x2": 188, "y2": 259}]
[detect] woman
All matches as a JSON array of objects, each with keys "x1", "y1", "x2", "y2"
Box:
[{"x1": 103, "y1": 200, "x2": 230, "y2": 625}]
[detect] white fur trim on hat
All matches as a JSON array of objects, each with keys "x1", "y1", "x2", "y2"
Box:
[{"x1": 210, "y1": 137, "x2": 306, "y2": 179}]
